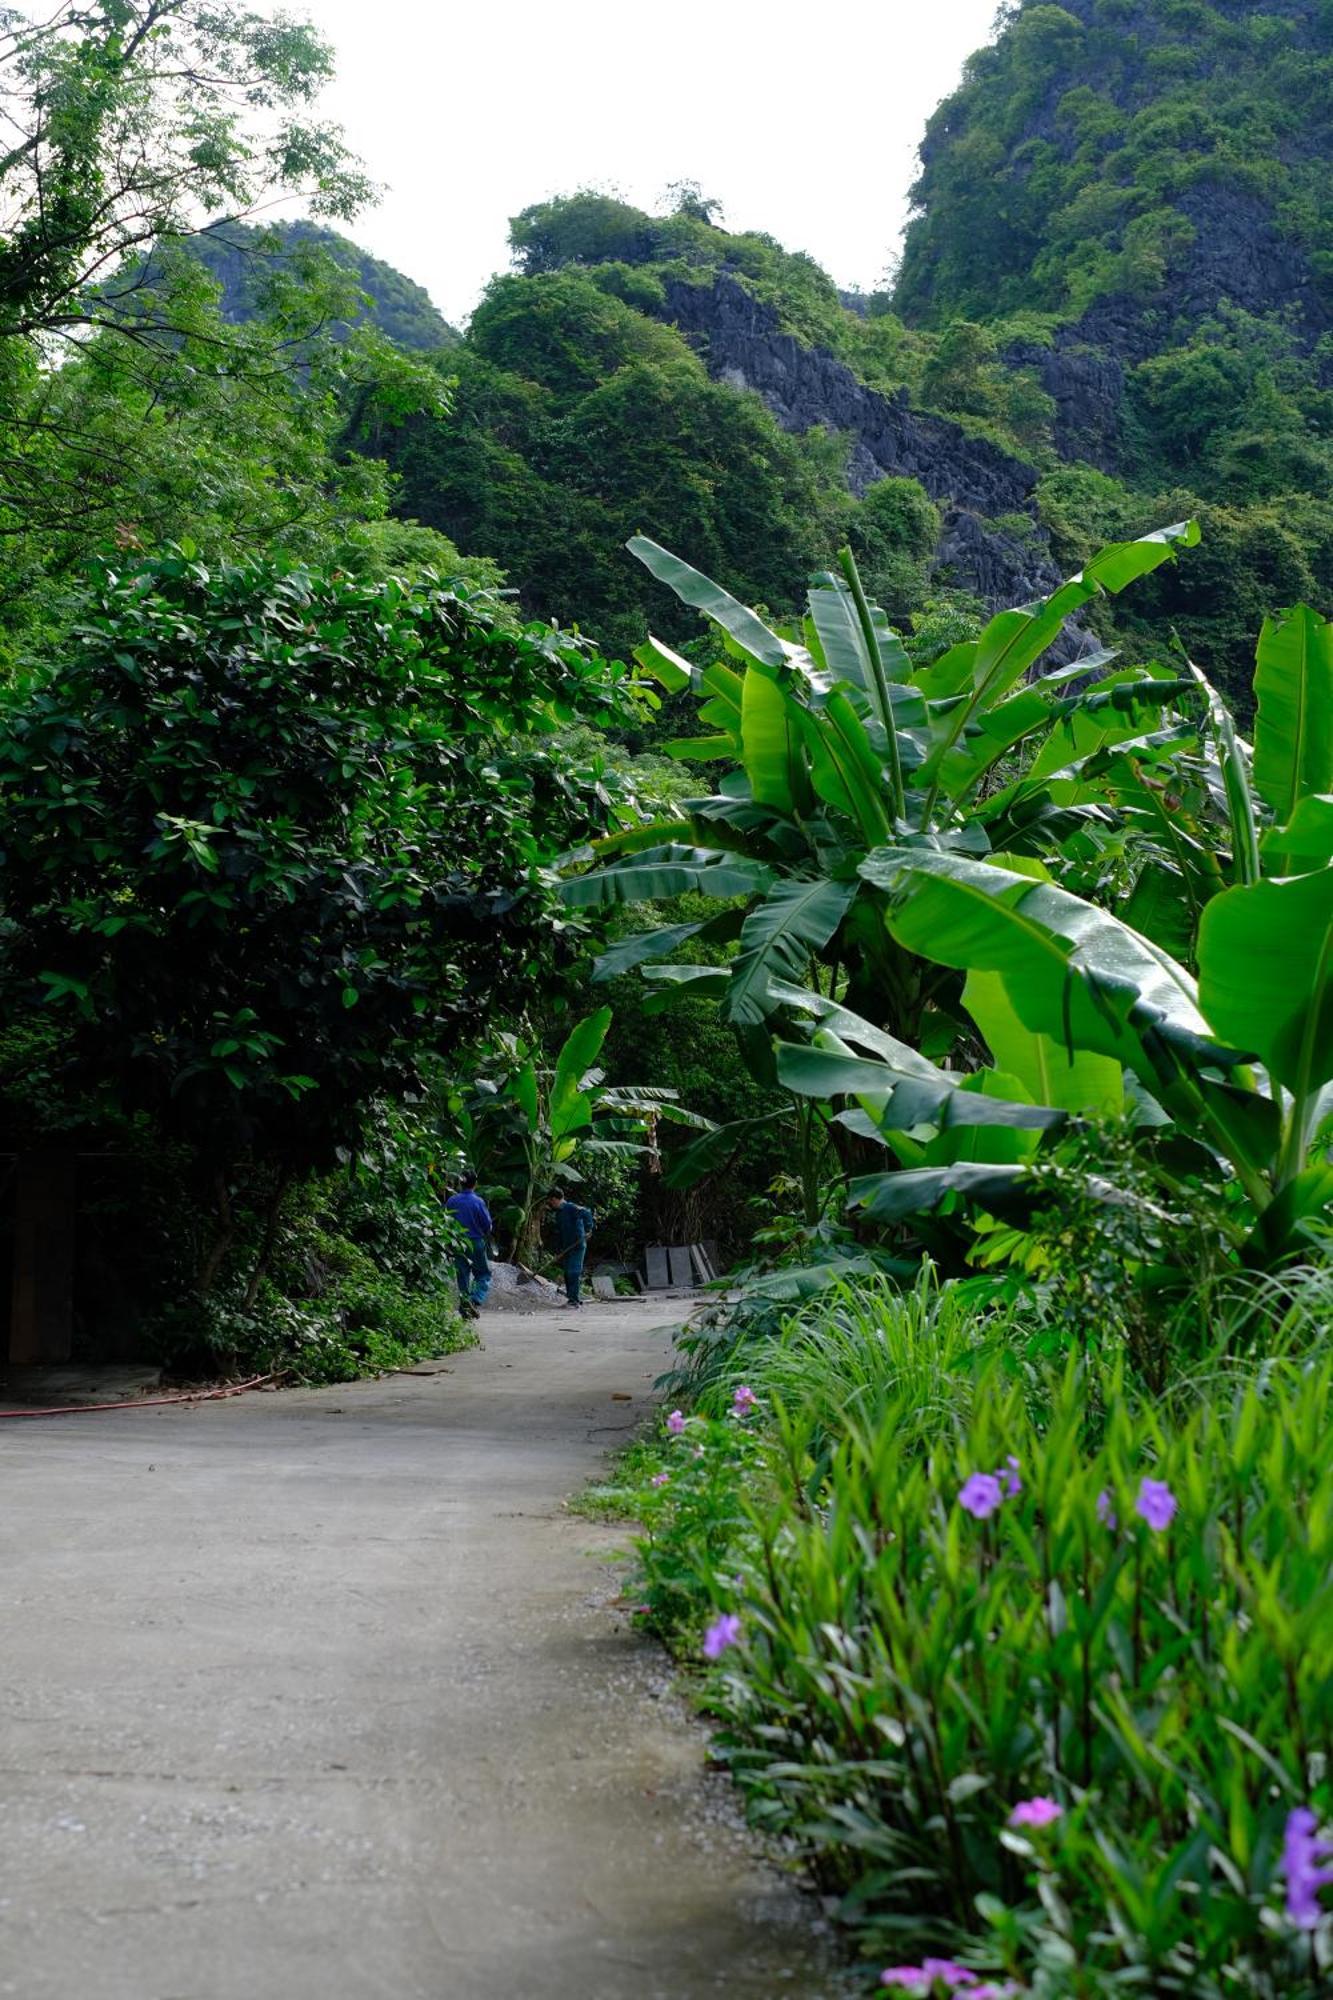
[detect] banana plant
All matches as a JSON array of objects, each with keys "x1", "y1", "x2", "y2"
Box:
[
  {"x1": 562, "y1": 525, "x2": 1201, "y2": 1054},
  {"x1": 444, "y1": 1006, "x2": 710, "y2": 1260},
  {"x1": 773, "y1": 601, "x2": 1333, "y2": 1268}
]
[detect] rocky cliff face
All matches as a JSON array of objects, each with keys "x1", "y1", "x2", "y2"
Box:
[{"x1": 661, "y1": 276, "x2": 1064, "y2": 609}]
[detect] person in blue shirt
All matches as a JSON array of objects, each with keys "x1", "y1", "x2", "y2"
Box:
[
  {"x1": 446, "y1": 1170, "x2": 493, "y2": 1318},
  {"x1": 546, "y1": 1188, "x2": 594, "y2": 1308}
]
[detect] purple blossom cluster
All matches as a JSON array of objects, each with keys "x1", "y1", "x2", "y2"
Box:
[
  {"x1": 958, "y1": 1462, "x2": 1178, "y2": 1536},
  {"x1": 1284, "y1": 1806, "x2": 1333, "y2": 1930},
  {"x1": 880, "y1": 1962, "x2": 1016, "y2": 1997},
  {"x1": 1008, "y1": 1796, "x2": 1061, "y2": 1829},
  {"x1": 732, "y1": 1383, "x2": 758, "y2": 1419},
  {"x1": 958, "y1": 1456, "x2": 1021, "y2": 1519},
  {"x1": 702, "y1": 1612, "x2": 741, "y2": 1661}
]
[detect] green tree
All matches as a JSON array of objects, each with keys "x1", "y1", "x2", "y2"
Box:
[{"x1": 0, "y1": 548, "x2": 637, "y2": 1280}]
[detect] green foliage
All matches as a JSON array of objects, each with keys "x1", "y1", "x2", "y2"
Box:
[
  {"x1": 610, "y1": 1282, "x2": 1333, "y2": 1994},
  {"x1": 0, "y1": 1, "x2": 370, "y2": 351},
  {"x1": 380, "y1": 310, "x2": 855, "y2": 655},
  {"x1": 188, "y1": 219, "x2": 459, "y2": 352},
  {"x1": 441, "y1": 1007, "x2": 707, "y2": 1259},
  {"x1": 898, "y1": 0, "x2": 1333, "y2": 324},
  {"x1": 0, "y1": 548, "x2": 636, "y2": 1196}
]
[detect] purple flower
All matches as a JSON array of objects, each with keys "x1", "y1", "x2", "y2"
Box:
[
  {"x1": 880, "y1": 1967, "x2": 979, "y2": 1993},
  {"x1": 702, "y1": 1612, "x2": 742, "y2": 1661},
  {"x1": 959, "y1": 1472, "x2": 1004, "y2": 1519},
  {"x1": 1096, "y1": 1488, "x2": 1117, "y2": 1530},
  {"x1": 1009, "y1": 1795, "x2": 1062, "y2": 1828},
  {"x1": 732, "y1": 1383, "x2": 758, "y2": 1419},
  {"x1": 649, "y1": 1471, "x2": 670, "y2": 1489},
  {"x1": 997, "y1": 1454, "x2": 1022, "y2": 1498},
  {"x1": 1136, "y1": 1477, "x2": 1177, "y2": 1532},
  {"x1": 1283, "y1": 1806, "x2": 1333, "y2": 1930},
  {"x1": 665, "y1": 1409, "x2": 686, "y2": 1436}
]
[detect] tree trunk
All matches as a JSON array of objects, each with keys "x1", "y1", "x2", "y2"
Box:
[{"x1": 197, "y1": 1172, "x2": 235, "y2": 1297}]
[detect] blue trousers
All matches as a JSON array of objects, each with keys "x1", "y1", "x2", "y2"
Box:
[
  {"x1": 455, "y1": 1239, "x2": 491, "y2": 1306},
  {"x1": 561, "y1": 1247, "x2": 585, "y2": 1305}
]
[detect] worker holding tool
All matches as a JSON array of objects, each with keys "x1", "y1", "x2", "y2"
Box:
[{"x1": 545, "y1": 1188, "x2": 594, "y2": 1309}]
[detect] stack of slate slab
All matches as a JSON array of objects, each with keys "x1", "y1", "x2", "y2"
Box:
[{"x1": 642, "y1": 1243, "x2": 719, "y2": 1291}]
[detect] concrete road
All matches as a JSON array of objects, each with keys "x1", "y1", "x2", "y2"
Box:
[{"x1": 0, "y1": 1301, "x2": 832, "y2": 1999}]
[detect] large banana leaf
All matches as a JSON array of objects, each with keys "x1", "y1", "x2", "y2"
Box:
[
  {"x1": 963, "y1": 968, "x2": 1123, "y2": 1114},
  {"x1": 797, "y1": 695, "x2": 893, "y2": 842},
  {"x1": 1182, "y1": 657, "x2": 1259, "y2": 885},
  {"x1": 560, "y1": 846, "x2": 773, "y2": 907},
  {"x1": 775, "y1": 1038, "x2": 1064, "y2": 1135},
  {"x1": 863, "y1": 848, "x2": 1218, "y2": 1086},
  {"x1": 1252, "y1": 604, "x2": 1333, "y2": 824},
  {"x1": 806, "y1": 573, "x2": 911, "y2": 697},
  {"x1": 632, "y1": 634, "x2": 693, "y2": 694},
  {"x1": 918, "y1": 522, "x2": 1199, "y2": 820},
  {"x1": 726, "y1": 876, "x2": 859, "y2": 1026},
  {"x1": 592, "y1": 908, "x2": 745, "y2": 982},
  {"x1": 1197, "y1": 870, "x2": 1333, "y2": 1095},
  {"x1": 550, "y1": 1008, "x2": 612, "y2": 1144},
  {"x1": 628, "y1": 534, "x2": 789, "y2": 670},
  {"x1": 847, "y1": 1162, "x2": 1032, "y2": 1224},
  {"x1": 1261, "y1": 794, "x2": 1333, "y2": 877},
  {"x1": 741, "y1": 664, "x2": 813, "y2": 814}
]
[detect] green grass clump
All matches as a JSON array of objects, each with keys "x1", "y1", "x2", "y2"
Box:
[{"x1": 621, "y1": 1280, "x2": 1333, "y2": 1996}]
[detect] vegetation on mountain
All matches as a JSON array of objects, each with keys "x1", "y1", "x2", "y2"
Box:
[
  {"x1": 897, "y1": 0, "x2": 1333, "y2": 326},
  {"x1": 189, "y1": 218, "x2": 461, "y2": 352}
]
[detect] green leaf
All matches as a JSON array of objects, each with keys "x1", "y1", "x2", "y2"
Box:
[
  {"x1": 628, "y1": 536, "x2": 788, "y2": 669},
  {"x1": 1198, "y1": 871, "x2": 1333, "y2": 1094},
  {"x1": 1242, "y1": 1161, "x2": 1333, "y2": 1268},
  {"x1": 632, "y1": 634, "x2": 692, "y2": 693},
  {"x1": 741, "y1": 665, "x2": 812, "y2": 814},
  {"x1": 775, "y1": 1038, "x2": 1064, "y2": 1134},
  {"x1": 508, "y1": 1059, "x2": 539, "y2": 1131},
  {"x1": 1252, "y1": 604, "x2": 1333, "y2": 823},
  {"x1": 964, "y1": 969, "x2": 1123, "y2": 1115},
  {"x1": 865, "y1": 848, "x2": 1216, "y2": 1086},
  {"x1": 560, "y1": 848, "x2": 773, "y2": 908},
  {"x1": 799, "y1": 694, "x2": 893, "y2": 843},
  {"x1": 1183, "y1": 660, "x2": 1259, "y2": 884},
  {"x1": 592, "y1": 921, "x2": 710, "y2": 980},
  {"x1": 847, "y1": 1162, "x2": 1031, "y2": 1223},
  {"x1": 550, "y1": 1008, "x2": 613, "y2": 1143},
  {"x1": 1261, "y1": 794, "x2": 1333, "y2": 877},
  {"x1": 727, "y1": 877, "x2": 859, "y2": 1026}
]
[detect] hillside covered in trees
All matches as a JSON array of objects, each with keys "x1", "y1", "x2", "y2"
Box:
[{"x1": 318, "y1": 0, "x2": 1329, "y2": 701}]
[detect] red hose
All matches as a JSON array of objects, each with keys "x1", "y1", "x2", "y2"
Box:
[{"x1": 0, "y1": 1372, "x2": 275, "y2": 1419}]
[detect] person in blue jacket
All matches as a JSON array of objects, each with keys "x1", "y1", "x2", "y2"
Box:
[
  {"x1": 546, "y1": 1187, "x2": 594, "y2": 1308},
  {"x1": 446, "y1": 1170, "x2": 493, "y2": 1318}
]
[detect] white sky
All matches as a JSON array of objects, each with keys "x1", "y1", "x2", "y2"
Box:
[{"x1": 295, "y1": 0, "x2": 1002, "y2": 328}]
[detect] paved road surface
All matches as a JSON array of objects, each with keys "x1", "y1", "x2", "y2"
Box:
[{"x1": 0, "y1": 1301, "x2": 832, "y2": 1998}]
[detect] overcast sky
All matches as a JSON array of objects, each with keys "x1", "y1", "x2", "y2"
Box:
[{"x1": 295, "y1": 0, "x2": 1001, "y2": 327}]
